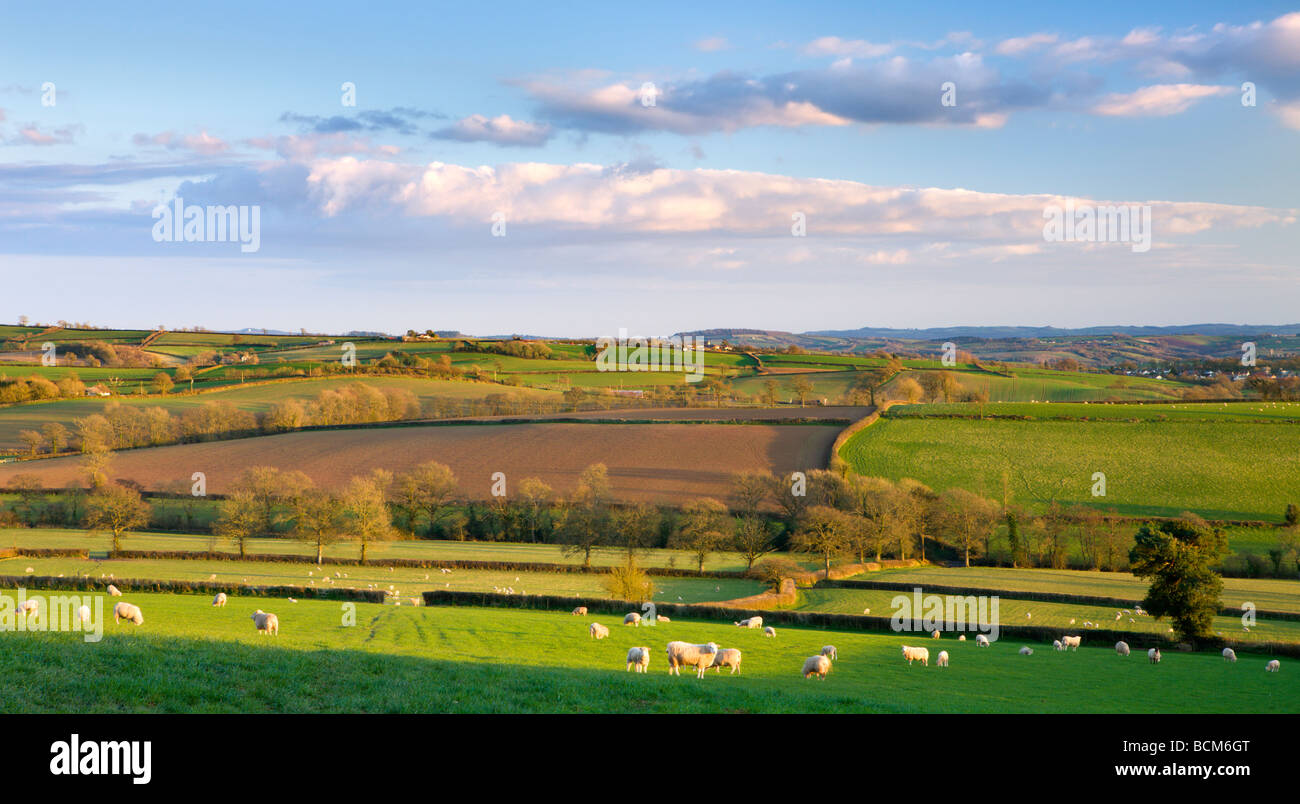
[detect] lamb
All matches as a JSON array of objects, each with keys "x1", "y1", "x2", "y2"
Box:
[
  {"x1": 212, "y1": 592, "x2": 227, "y2": 607},
  {"x1": 250, "y1": 609, "x2": 279, "y2": 635},
  {"x1": 589, "y1": 622, "x2": 610, "y2": 640},
  {"x1": 1148, "y1": 647, "x2": 1161, "y2": 664},
  {"x1": 937, "y1": 650, "x2": 949, "y2": 667},
  {"x1": 734, "y1": 616, "x2": 763, "y2": 629},
  {"x1": 1062, "y1": 635, "x2": 1082, "y2": 651},
  {"x1": 1053, "y1": 640, "x2": 1064, "y2": 651},
  {"x1": 113, "y1": 602, "x2": 143, "y2": 625},
  {"x1": 1222, "y1": 648, "x2": 1237, "y2": 663},
  {"x1": 1266, "y1": 659, "x2": 1281, "y2": 672},
  {"x1": 1019, "y1": 646, "x2": 1034, "y2": 656},
  {"x1": 901, "y1": 645, "x2": 930, "y2": 666},
  {"x1": 106, "y1": 584, "x2": 121, "y2": 597},
  {"x1": 802, "y1": 654, "x2": 831, "y2": 680},
  {"x1": 656, "y1": 615, "x2": 669, "y2": 623},
  {"x1": 975, "y1": 634, "x2": 990, "y2": 647},
  {"x1": 763, "y1": 626, "x2": 776, "y2": 638},
  {"x1": 77, "y1": 605, "x2": 92, "y2": 625},
  {"x1": 623, "y1": 612, "x2": 642, "y2": 627},
  {"x1": 821, "y1": 645, "x2": 837, "y2": 661},
  {"x1": 626, "y1": 647, "x2": 650, "y2": 673},
  {"x1": 571, "y1": 606, "x2": 587, "y2": 616},
  {"x1": 931, "y1": 629, "x2": 941, "y2": 639},
  {"x1": 1115, "y1": 641, "x2": 1130, "y2": 657},
  {"x1": 712, "y1": 648, "x2": 743, "y2": 675},
  {"x1": 665, "y1": 641, "x2": 719, "y2": 678}
]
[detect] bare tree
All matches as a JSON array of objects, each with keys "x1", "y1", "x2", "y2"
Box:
[{"x1": 85, "y1": 484, "x2": 150, "y2": 551}]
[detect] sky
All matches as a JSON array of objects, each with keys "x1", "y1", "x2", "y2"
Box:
[{"x1": 1, "y1": 0, "x2": 1298, "y2": 337}]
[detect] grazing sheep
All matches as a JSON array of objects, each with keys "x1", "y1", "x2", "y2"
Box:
[
  {"x1": 957, "y1": 635, "x2": 966, "y2": 642},
  {"x1": 937, "y1": 650, "x2": 949, "y2": 667},
  {"x1": 626, "y1": 647, "x2": 651, "y2": 673},
  {"x1": 624, "y1": 612, "x2": 642, "y2": 627},
  {"x1": 571, "y1": 606, "x2": 587, "y2": 616},
  {"x1": 1148, "y1": 647, "x2": 1161, "y2": 664},
  {"x1": 106, "y1": 584, "x2": 121, "y2": 597},
  {"x1": 1062, "y1": 635, "x2": 1082, "y2": 651},
  {"x1": 1266, "y1": 659, "x2": 1281, "y2": 672},
  {"x1": 77, "y1": 605, "x2": 91, "y2": 625},
  {"x1": 113, "y1": 602, "x2": 143, "y2": 626},
  {"x1": 589, "y1": 622, "x2": 610, "y2": 640},
  {"x1": 821, "y1": 645, "x2": 837, "y2": 661},
  {"x1": 712, "y1": 648, "x2": 743, "y2": 675},
  {"x1": 901, "y1": 645, "x2": 930, "y2": 666},
  {"x1": 975, "y1": 634, "x2": 990, "y2": 647},
  {"x1": 763, "y1": 626, "x2": 776, "y2": 638},
  {"x1": 250, "y1": 610, "x2": 279, "y2": 635},
  {"x1": 1115, "y1": 641, "x2": 1131, "y2": 657},
  {"x1": 18, "y1": 599, "x2": 38, "y2": 617},
  {"x1": 1053, "y1": 640, "x2": 1064, "y2": 651},
  {"x1": 1222, "y1": 648, "x2": 1237, "y2": 663},
  {"x1": 734, "y1": 616, "x2": 763, "y2": 629},
  {"x1": 931, "y1": 629, "x2": 941, "y2": 639},
  {"x1": 802, "y1": 654, "x2": 831, "y2": 680},
  {"x1": 1019, "y1": 646, "x2": 1034, "y2": 656},
  {"x1": 212, "y1": 592, "x2": 227, "y2": 607},
  {"x1": 656, "y1": 615, "x2": 670, "y2": 623},
  {"x1": 665, "y1": 641, "x2": 719, "y2": 678}
]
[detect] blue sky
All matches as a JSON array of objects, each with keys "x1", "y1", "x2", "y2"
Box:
[{"x1": 1, "y1": 1, "x2": 1297, "y2": 336}]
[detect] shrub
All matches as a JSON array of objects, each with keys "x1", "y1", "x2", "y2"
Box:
[
  {"x1": 750, "y1": 556, "x2": 803, "y2": 589},
  {"x1": 601, "y1": 558, "x2": 655, "y2": 603}
]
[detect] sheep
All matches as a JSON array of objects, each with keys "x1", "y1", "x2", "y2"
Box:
[
  {"x1": 589, "y1": 622, "x2": 610, "y2": 640},
  {"x1": 1062, "y1": 635, "x2": 1082, "y2": 651},
  {"x1": 626, "y1": 647, "x2": 651, "y2": 673},
  {"x1": 712, "y1": 648, "x2": 743, "y2": 675},
  {"x1": 1266, "y1": 659, "x2": 1281, "y2": 673},
  {"x1": 802, "y1": 654, "x2": 831, "y2": 680},
  {"x1": 931, "y1": 629, "x2": 941, "y2": 639},
  {"x1": 901, "y1": 645, "x2": 929, "y2": 666},
  {"x1": 763, "y1": 626, "x2": 776, "y2": 638},
  {"x1": 571, "y1": 606, "x2": 587, "y2": 615},
  {"x1": 623, "y1": 612, "x2": 642, "y2": 627},
  {"x1": 1115, "y1": 641, "x2": 1130, "y2": 657},
  {"x1": 77, "y1": 605, "x2": 91, "y2": 625},
  {"x1": 957, "y1": 635, "x2": 966, "y2": 642},
  {"x1": 1148, "y1": 647, "x2": 1161, "y2": 664},
  {"x1": 975, "y1": 634, "x2": 990, "y2": 647},
  {"x1": 250, "y1": 610, "x2": 279, "y2": 635},
  {"x1": 656, "y1": 615, "x2": 670, "y2": 623},
  {"x1": 937, "y1": 650, "x2": 949, "y2": 667},
  {"x1": 113, "y1": 602, "x2": 143, "y2": 626},
  {"x1": 1019, "y1": 646, "x2": 1034, "y2": 656},
  {"x1": 734, "y1": 616, "x2": 763, "y2": 629},
  {"x1": 18, "y1": 599, "x2": 38, "y2": 617},
  {"x1": 106, "y1": 584, "x2": 121, "y2": 597},
  {"x1": 212, "y1": 592, "x2": 227, "y2": 607},
  {"x1": 821, "y1": 645, "x2": 837, "y2": 661},
  {"x1": 665, "y1": 641, "x2": 719, "y2": 678},
  {"x1": 1053, "y1": 640, "x2": 1064, "y2": 651},
  {"x1": 1222, "y1": 648, "x2": 1237, "y2": 662}
]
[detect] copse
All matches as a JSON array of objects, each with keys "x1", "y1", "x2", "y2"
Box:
[{"x1": 1129, "y1": 515, "x2": 1229, "y2": 642}]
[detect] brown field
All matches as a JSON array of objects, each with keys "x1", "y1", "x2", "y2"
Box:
[
  {"x1": 0, "y1": 421, "x2": 843, "y2": 503},
  {"x1": 434, "y1": 405, "x2": 870, "y2": 423}
]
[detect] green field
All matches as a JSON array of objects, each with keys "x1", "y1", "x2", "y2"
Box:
[
  {"x1": 892, "y1": 400, "x2": 1300, "y2": 423},
  {"x1": 0, "y1": 594, "x2": 1292, "y2": 712}
]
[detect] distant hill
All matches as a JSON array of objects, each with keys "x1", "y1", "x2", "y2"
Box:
[{"x1": 805, "y1": 324, "x2": 1300, "y2": 339}]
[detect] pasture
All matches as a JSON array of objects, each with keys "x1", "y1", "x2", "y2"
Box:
[{"x1": 0, "y1": 595, "x2": 1292, "y2": 713}]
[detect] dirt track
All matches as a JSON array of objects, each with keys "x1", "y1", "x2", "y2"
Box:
[{"x1": 0, "y1": 421, "x2": 844, "y2": 504}]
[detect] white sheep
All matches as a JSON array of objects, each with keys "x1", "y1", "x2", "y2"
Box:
[
  {"x1": 626, "y1": 647, "x2": 650, "y2": 673},
  {"x1": 623, "y1": 612, "x2": 641, "y2": 627},
  {"x1": 18, "y1": 599, "x2": 38, "y2": 617},
  {"x1": 957, "y1": 635, "x2": 966, "y2": 641},
  {"x1": 106, "y1": 584, "x2": 121, "y2": 597},
  {"x1": 712, "y1": 648, "x2": 743, "y2": 675},
  {"x1": 212, "y1": 592, "x2": 227, "y2": 607},
  {"x1": 251, "y1": 610, "x2": 279, "y2": 635},
  {"x1": 937, "y1": 650, "x2": 949, "y2": 667},
  {"x1": 589, "y1": 622, "x2": 610, "y2": 640},
  {"x1": 1115, "y1": 641, "x2": 1130, "y2": 657},
  {"x1": 734, "y1": 616, "x2": 763, "y2": 629},
  {"x1": 802, "y1": 654, "x2": 831, "y2": 680},
  {"x1": 763, "y1": 626, "x2": 776, "y2": 638},
  {"x1": 1053, "y1": 640, "x2": 1064, "y2": 651},
  {"x1": 1222, "y1": 648, "x2": 1237, "y2": 663},
  {"x1": 1019, "y1": 646, "x2": 1034, "y2": 656},
  {"x1": 1148, "y1": 647, "x2": 1161, "y2": 664},
  {"x1": 931, "y1": 629, "x2": 941, "y2": 639},
  {"x1": 665, "y1": 641, "x2": 719, "y2": 678},
  {"x1": 572, "y1": 606, "x2": 588, "y2": 616},
  {"x1": 1062, "y1": 635, "x2": 1082, "y2": 651},
  {"x1": 1266, "y1": 659, "x2": 1281, "y2": 672},
  {"x1": 975, "y1": 634, "x2": 990, "y2": 647},
  {"x1": 901, "y1": 645, "x2": 930, "y2": 666},
  {"x1": 821, "y1": 645, "x2": 837, "y2": 661},
  {"x1": 77, "y1": 605, "x2": 91, "y2": 625},
  {"x1": 113, "y1": 602, "x2": 143, "y2": 626},
  {"x1": 656, "y1": 615, "x2": 670, "y2": 623}
]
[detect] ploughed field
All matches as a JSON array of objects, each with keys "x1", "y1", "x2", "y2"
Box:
[
  {"x1": 0, "y1": 422, "x2": 840, "y2": 503},
  {"x1": 0, "y1": 595, "x2": 1293, "y2": 713}
]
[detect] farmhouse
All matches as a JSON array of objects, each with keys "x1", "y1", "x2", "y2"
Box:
[{"x1": 84, "y1": 384, "x2": 111, "y2": 397}]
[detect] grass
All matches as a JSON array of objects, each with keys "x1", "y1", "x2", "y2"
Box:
[
  {"x1": 891, "y1": 400, "x2": 1300, "y2": 423},
  {"x1": 1, "y1": 594, "x2": 1293, "y2": 713}
]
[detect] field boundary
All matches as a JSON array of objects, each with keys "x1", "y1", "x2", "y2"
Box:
[{"x1": 0, "y1": 574, "x2": 386, "y2": 602}]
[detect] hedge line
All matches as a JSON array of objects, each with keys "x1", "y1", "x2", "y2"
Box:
[{"x1": 0, "y1": 574, "x2": 386, "y2": 602}]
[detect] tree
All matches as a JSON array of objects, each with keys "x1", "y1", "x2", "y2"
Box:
[
  {"x1": 558, "y1": 463, "x2": 614, "y2": 567},
  {"x1": 850, "y1": 475, "x2": 904, "y2": 562},
  {"x1": 602, "y1": 557, "x2": 655, "y2": 603},
  {"x1": 1286, "y1": 503, "x2": 1299, "y2": 528},
  {"x1": 892, "y1": 375, "x2": 923, "y2": 403},
  {"x1": 616, "y1": 502, "x2": 660, "y2": 560},
  {"x1": 791, "y1": 377, "x2": 813, "y2": 407},
  {"x1": 762, "y1": 378, "x2": 779, "y2": 406},
  {"x1": 81, "y1": 446, "x2": 114, "y2": 489},
  {"x1": 41, "y1": 422, "x2": 68, "y2": 454},
  {"x1": 939, "y1": 488, "x2": 998, "y2": 567},
  {"x1": 673, "y1": 497, "x2": 730, "y2": 573},
  {"x1": 732, "y1": 514, "x2": 776, "y2": 570},
  {"x1": 18, "y1": 429, "x2": 43, "y2": 457},
  {"x1": 341, "y1": 475, "x2": 396, "y2": 564},
  {"x1": 394, "y1": 461, "x2": 458, "y2": 536},
  {"x1": 1005, "y1": 509, "x2": 1027, "y2": 567},
  {"x1": 513, "y1": 477, "x2": 554, "y2": 543},
  {"x1": 897, "y1": 478, "x2": 937, "y2": 562},
  {"x1": 152, "y1": 372, "x2": 174, "y2": 395},
  {"x1": 729, "y1": 470, "x2": 772, "y2": 518},
  {"x1": 85, "y1": 484, "x2": 149, "y2": 551},
  {"x1": 1129, "y1": 517, "x2": 1229, "y2": 642},
  {"x1": 293, "y1": 488, "x2": 344, "y2": 564},
  {"x1": 233, "y1": 466, "x2": 312, "y2": 536},
  {"x1": 790, "y1": 505, "x2": 851, "y2": 577}
]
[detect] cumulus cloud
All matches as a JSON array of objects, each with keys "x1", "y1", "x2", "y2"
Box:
[
  {"x1": 7, "y1": 123, "x2": 81, "y2": 146},
  {"x1": 431, "y1": 114, "x2": 554, "y2": 147},
  {"x1": 1092, "y1": 83, "x2": 1233, "y2": 116},
  {"x1": 995, "y1": 33, "x2": 1058, "y2": 56}
]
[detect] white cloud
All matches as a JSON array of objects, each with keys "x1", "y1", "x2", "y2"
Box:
[
  {"x1": 1092, "y1": 83, "x2": 1232, "y2": 117},
  {"x1": 995, "y1": 33, "x2": 1058, "y2": 56}
]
